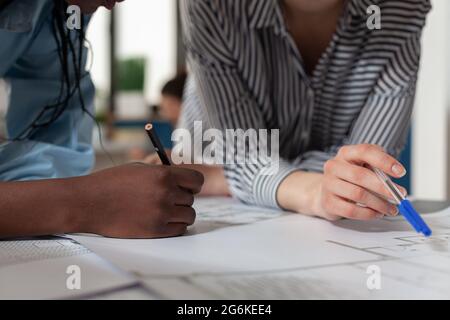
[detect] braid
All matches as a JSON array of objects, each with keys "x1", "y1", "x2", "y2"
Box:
[
  {"x1": 12, "y1": 1, "x2": 115, "y2": 166},
  {"x1": 14, "y1": 0, "x2": 86, "y2": 140}
]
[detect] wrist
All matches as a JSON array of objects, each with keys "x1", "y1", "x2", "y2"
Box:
[
  {"x1": 57, "y1": 176, "x2": 95, "y2": 234},
  {"x1": 276, "y1": 171, "x2": 323, "y2": 214}
]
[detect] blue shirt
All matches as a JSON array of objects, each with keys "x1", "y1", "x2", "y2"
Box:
[{"x1": 0, "y1": 0, "x2": 95, "y2": 181}]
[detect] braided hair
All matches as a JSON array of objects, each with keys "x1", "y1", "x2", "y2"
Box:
[{"x1": 15, "y1": 0, "x2": 93, "y2": 140}]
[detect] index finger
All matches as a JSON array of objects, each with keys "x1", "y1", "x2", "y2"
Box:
[
  {"x1": 171, "y1": 167, "x2": 205, "y2": 194},
  {"x1": 338, "y1": 144, "x2": 406, "y2": 178}
]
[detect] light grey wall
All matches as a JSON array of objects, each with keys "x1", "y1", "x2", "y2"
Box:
[{"x1": 413, "y1": 0, "x2": 450, "y2": 200}]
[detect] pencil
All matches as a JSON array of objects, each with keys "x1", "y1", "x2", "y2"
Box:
[{"x1": 145, "y1": 123, "x2": 171, "y2": 166}]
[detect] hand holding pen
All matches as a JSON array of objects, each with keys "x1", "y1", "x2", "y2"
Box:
[
  {"x1": 316, "y1": 144, "x2": 431, "y2": 236},
  {"x1": 316, "y1": 145, "x2": 409, "y2": 219}
]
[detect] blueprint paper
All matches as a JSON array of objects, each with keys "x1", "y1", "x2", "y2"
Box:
[{"x1": 72, "y1": 197, "x2": 450, "y2": 299}]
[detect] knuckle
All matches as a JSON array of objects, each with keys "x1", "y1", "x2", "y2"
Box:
[
  {"x1": 166, "y1": 188, "x2": 177, "y2": 202},
  {"x1": 179, "y1": 194, "x2": 189, "y2": 206},
  {"x1": 324, "y1": 159, "x2": 336, "y2": 173},
  {"x1": 343, "y1": 205, "x2": 356, "y2": 219},
  {"x1": 338, "y1": 146, "x2": 349, "y2": 157},
  {"x1": 352, "y1": 187, "x2": 366, "y2": 202},
  {"x1": 358, "y1": 144, "x2": 372, "y2": 154},
  {"x1": 187, "y1": 193, "x2": 195, "y2": 206},
  {"x1": 193, "y1": 170, "x2": 205, "y2": 185},
  {"x1": 375, "y1": 181, "x2": 389, "y2": 197},
  {"x1": 372, "y1": 144, "x2": 385, "y2": 152},
  {"x1": 348, "y1": 169, "x2": 362, "y2": 185},
  {"x1": 381, "y1": 154, "x2": 395, "y2": 167},
  {"x1": 156, "y1": 167, "x2": 171, "y2": 180}
]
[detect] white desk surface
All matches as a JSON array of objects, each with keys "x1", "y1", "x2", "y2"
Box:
[
  {"x1": 2, "y1": 197, "x2": 450, "y2": 300},
  {"x1": 73, "y1": 197, "x2": 450, "y2": 300}
]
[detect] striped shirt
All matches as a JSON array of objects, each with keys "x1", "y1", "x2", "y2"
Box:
[{"x1": 180, "y1": 0, "x2": 431, "y2": 209}]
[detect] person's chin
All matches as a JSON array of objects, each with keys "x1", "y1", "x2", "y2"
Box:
[{"x1": 103, "y1": 0, "x2": 118, "y2": 10}]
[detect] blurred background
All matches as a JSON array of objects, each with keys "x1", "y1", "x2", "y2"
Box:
[
  {"x1": 87, "y1": 0, "x2": 184, "y2": 170},
  {"x1": 86, "y1": 0, "x2": 450, "y2": 201}
]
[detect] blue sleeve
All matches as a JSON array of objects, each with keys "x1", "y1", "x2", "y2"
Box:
[{"x1": 0, "y1": 0, "x2": 95, "y2": 181}]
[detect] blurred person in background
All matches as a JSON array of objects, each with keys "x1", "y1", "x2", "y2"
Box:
[
  {"x1": 127, "y1": 73, "x2": 188, "y2": 161},
  {"x1": 141, "y1": 74, "x2": 230, "y2": 197},
  {"x1": 160, "y1": 72, "x2": 187, "y2": 127}
]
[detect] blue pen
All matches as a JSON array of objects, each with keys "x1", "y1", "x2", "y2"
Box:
[{"x1": 371, "y1": 167, "x2": 432, "y2": 237}]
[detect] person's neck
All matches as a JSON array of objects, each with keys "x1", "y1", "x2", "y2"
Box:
[
  {"x1": 282, "y1": 0, "x2": 344, "y2": 33},
  {"x1": 282, "y1": 0, "x2": 343, "y2": 22},
  {"x1": 281, "y1": 0, "x2": 345, "y2": 76}
]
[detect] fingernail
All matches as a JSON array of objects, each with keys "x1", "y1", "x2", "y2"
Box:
[
  {"x1": 392, "y1": 164, "x2": 406, "y2": 177},
  {"x1": 389, "y1": 206, "x2": 399, "y2": 216},
  {"x1": 376, "y1": 214, "x2": 385, "y2": 219},
  {"x1": 400, "y1": 188, "x2": 408, "y2": 197}
]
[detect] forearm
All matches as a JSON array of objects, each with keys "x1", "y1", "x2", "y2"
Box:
[{"x1": 0, "y1": 178, "x2": 83, "y2": 238}]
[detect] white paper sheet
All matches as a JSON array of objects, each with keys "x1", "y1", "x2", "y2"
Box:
[
  {"x1": 71, "y1": 197, "x2": 450, "y2": 299},
  {"x1": 0, "y1": 237, "x2": 137, "y2": 299},
  {"x1": 144, "y1": 259, "x2": 449, "y2": 300}
]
